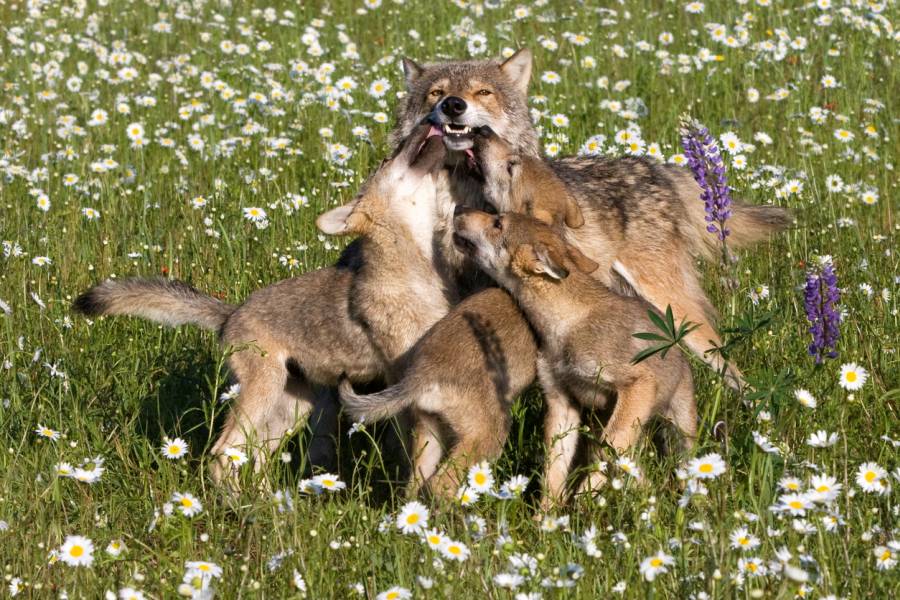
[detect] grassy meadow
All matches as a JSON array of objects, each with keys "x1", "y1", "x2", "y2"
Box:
[{"x1": 0, "y1": 0, "x2": 898, "y2": 597}]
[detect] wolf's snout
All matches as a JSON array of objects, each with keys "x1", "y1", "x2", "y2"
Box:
[{"x1": 440, "y1": 96, "x2": 467, "y2": 118}]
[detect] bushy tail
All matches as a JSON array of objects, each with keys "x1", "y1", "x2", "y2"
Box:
[
  {"x1": 338, "y1": 378, "x2": 415, "y2": 423},
  {"x1": 726, "y1": 201, "x2": 793, "y2": 249},
  {"x1": 72, "y1": 277, "x2": 236, "y2": 331},
  {"x1": 674, "y1": 170, "x2": 792, "y2": 258}
]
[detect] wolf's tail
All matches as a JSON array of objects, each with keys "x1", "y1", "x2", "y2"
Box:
[
  {"x1": 676, "y1": 171, "x2": 792, "y2": 258},
  {"x1": 338, "y1": 378, "x2": 416, "y2": 423},
  {"x1": 72, "y1": 277, "x2": 236, "y2": 331}
]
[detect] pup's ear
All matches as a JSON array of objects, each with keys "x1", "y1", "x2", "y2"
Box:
[
  {"x1": 401, "y1": 57, "x2": 424, "y2": 89},
  {"x1": 499, "y1": 48, "x2": 532, "y2": 96},
  {"x1": 518, "y1": 243, "x2": 568, "y2": 280},
  {"x1": 566, "y1": 243, "x2": 599, "y2": 274},
  {"x1": 563, "y1": 193, "x2": 585, "y2": 228},
  {"x1": 316, "y1": 201, "x2": 366, "y2": 236}
]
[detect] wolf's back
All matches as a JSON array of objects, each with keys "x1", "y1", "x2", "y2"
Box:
[{"x1": 72, "y1": 277, "x2": 236, "y2": 331}]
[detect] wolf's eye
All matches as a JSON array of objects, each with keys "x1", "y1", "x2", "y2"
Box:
[
  {"x1": 476, "y1": 89, "x2": 492, "y2": 96},
  {"x1": 493, "y1": 217, "x2": 503, "y2": 230},
  {"x1": 429, "y1": 89, "x2": 444, "y2": 98}
]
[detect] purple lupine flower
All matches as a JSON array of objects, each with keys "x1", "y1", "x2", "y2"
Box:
[
  {"x1": 804, "y1": 258, "x2": 841, "y2": 364},
  {"x1": 679, "y1": 117, "x2": 732, "y2": 241}
]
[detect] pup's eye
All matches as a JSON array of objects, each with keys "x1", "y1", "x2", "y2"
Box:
[
  {"x1": 476, "y1": 89, "x2": 492, "y2": 96},
  {"x1": 429, "y1": 89, "x2": 444, "y2": 97},
  {"x1": 493, "y1": 217, "x2": 503, "y2": 230}
]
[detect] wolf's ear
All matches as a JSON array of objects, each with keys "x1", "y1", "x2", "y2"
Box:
[
  {"x1": 517, "y1": 243, "x2": 568, "y2": 280},
  {"x1": 316, "y1": 201, "x2": 367, "y2": 236},
  {"x1": 566, "y1": 243, "x2": 598, "y2": 274},
  {"x1": 499, "y1": 48, "x2": 532, "y2": 96},
  {"x1": 563, "y1": 193, "x2": 585, "y2": 229},
  {"x1": 401, "y1": 57, "x2": 425, "y2": 89}
]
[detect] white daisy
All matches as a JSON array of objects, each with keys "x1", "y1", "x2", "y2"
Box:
[
  {"x1": 838, "y1": 363, "x2": 867, "y2": 391},
  {"x1": 396, "y1": 501, "x2": 428, "y2": 534},
  {"x1": 172, "y1": 492, "x2": 203, "y2": 517},
  {"x1": 686, "y1": 453, "x2": 726, "y2": 479},
  {"x1": 639, "y1": 550, "x2": 674, "y2": 581},
  {"x1": 467, "y1": 461, "x2": 495, "y2": 493},
  {"x1": 59, "y1": 535, "x2": 94, "y2": 567},
  {"x1": 794, "y1": 389, "x2": 817, "y2": 409},
  {"x1": 856, "y1": 462, "x2": 889, "y2": 494},
  {"x1": 161, "y1": 437, "x2": 188, "y2": 460}
]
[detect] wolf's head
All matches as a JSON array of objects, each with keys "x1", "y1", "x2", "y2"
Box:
[
  {"x1": 472, "y1": 126, "x2": 583, "y2": 228},
  {"x1": 317, "y1": 122, "x2": 447, "y2": 257},
  {"x1": 392, "y1": 49, "x2": 539, "y2": 158},
  {"x1": 453, "y1": 210, "x2": 597, "y2": 290}
]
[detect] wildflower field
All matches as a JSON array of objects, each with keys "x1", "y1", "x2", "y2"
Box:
[{"x1": 1, "y1": 0, "x2": 898, "y2": 597}]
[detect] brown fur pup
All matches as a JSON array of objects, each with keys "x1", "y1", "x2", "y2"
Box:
[
  {"x1": 317, "y1": 123, "x2": 454, "y2": 380},
  {"x1": 72, "y1": 124, "x2": 448, "y2": 484},
  {"x1": 339, "y1": 288, "x2": 537, "y2": 499},
  {"x1": 72, "y1": 249, "x2": 379, "y2": 483},
  {"x1": 472, "y1": 126, "x2": 583, "y2": 229},
  {"x1": 453, "y1": 210, "x2": 698, "y2": 509},
  {"x1": 395, "y1": 49, "x2": 791, "y2": 389}
]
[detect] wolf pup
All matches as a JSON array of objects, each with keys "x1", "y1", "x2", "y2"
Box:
[
  {"x1": 394, "y1": 49, "x2": 791, "y2": 388},
  {"x1": 472, "y1": 126, "x2": 584, "y2": 229},
  {"x1": 72, "y1": 252, "x2": 378, "y2": 484},
  {"x1": 317, "y1": 123, "x2": 454, "y2": 380},
  {"x1": 72, "y1": 124, "x2": 446, "y2": 484},
  {"x1": 339, "y1": 287, "x2": 537, "y2": 500},
  {"x1": 453, "y1": 210, "x2": 698, "y2": 509}
]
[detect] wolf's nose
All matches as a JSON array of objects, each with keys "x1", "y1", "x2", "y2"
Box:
[{"x1": 441, "y1": 96, "x2": 467, "y2": 118}]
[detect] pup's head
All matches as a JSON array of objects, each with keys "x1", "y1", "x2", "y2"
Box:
[
  {"x1": 392, "y1": 49, "x2": 539, "y2": 157},
  {"x1": 317, "y1": 122, "x2": 446, "y2": 237},
  {"x1": 472, "y1": 126, "x2": 584, "y2": 228},
  {"x1": 452, "y1": 209, "x2": 598, "y2": 289}
]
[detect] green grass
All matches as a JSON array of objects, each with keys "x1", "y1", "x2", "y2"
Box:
[{"x1": 1, "y1": 0, "x2": 898, "y2": 597}]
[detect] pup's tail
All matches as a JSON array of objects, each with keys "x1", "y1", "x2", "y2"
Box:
[
  {"x1": 675, "y1": 171, "x2": 792, "y2": 258},
  {"x1": 72, "y1": 277, "x2": 236, "y2": 331},
  {"x1": 338, "y1": 378, "x2": 416, "y2": 423}
]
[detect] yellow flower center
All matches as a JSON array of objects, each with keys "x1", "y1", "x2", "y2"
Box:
[
  {"x1": 406, "y1": 514, "x2": 419, "y2": 525},
  {"x1": 864, "y1": 471, "x2": 876, "y2": 482},
  {"x1": 181, "y1": 498, "x2": 193, "y2": 507},
  {"x1": 846, "y1": 371, "x2": 857, "y2": 382},
  {"x1": 699, "y1": 463, "x2": 713, "y2": 473},
  {"x1": 474, "y1": 473, "x2": 487, "y2": 485},
  {"x1": 739, "y1": 537, "x2": 748, "y2": 545},
  {"x1": 449, "y1": 545, "x2": 461, "y2": 555},
  {"x1": 789, "y1": 501, "x2": 804, "y2": 510},
  {"x1": 881, "y1": 550, "x2": 892, "y2": 561},
  {"x1": 386, "y1": 593, "x2": 398, "y2": 600},
  {"x1": 428, "y1": 536, "x2": 440, "y2": 545},
  {"x1": 169, "y1": 445, "x2": 180, "y2": 454},
  {"x1": 70, "y1": 545, "x2": 84, "y2": 557},
  {"x1": 747, "y1": 563, "x2": 757, "y2": 572},
  {"x1": 198, "y1": 564, "x2": 209, "y2": 571},
  {"x1": 816, "y1": 485, "x2": 829, "y2": 492},
  {"x1": 650, "y1": 558, "x2": 662, "y2": 568}
]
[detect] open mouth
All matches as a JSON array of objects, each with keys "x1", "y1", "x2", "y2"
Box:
[
  {"x1": 433, "y1": 120, "x2": 477, "y2": 151},
  {"x1": 443, "y1": 123, "x2": 473, "y2": 137},
  {"x1": 452, "y1": 232, "x2": 477, "y2": 254}
]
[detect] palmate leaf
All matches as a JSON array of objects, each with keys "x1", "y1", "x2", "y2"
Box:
[{"x1": 631, "y1": 305, "x2": 699, "y2": 365}]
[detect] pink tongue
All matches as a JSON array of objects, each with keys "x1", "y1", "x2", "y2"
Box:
[{"x1": 427, "y1": 125, "x2": 443, "y2": 138}]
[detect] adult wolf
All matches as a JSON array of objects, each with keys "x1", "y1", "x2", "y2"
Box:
[{"x1": 394, "y1": 49, "x2": 790, "y2": 388}]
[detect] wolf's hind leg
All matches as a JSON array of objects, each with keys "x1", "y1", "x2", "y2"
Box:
[{"x1": 210, "y1": 352, "x2": 289, "y2": 485}]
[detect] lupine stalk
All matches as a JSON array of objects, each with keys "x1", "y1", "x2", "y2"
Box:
[
  {"x1": 804, "y1": 259, "x2": 841, "y2": 364},
  {"x1": 679, "y1": 117, "x2": 732, "y2": 242}
]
